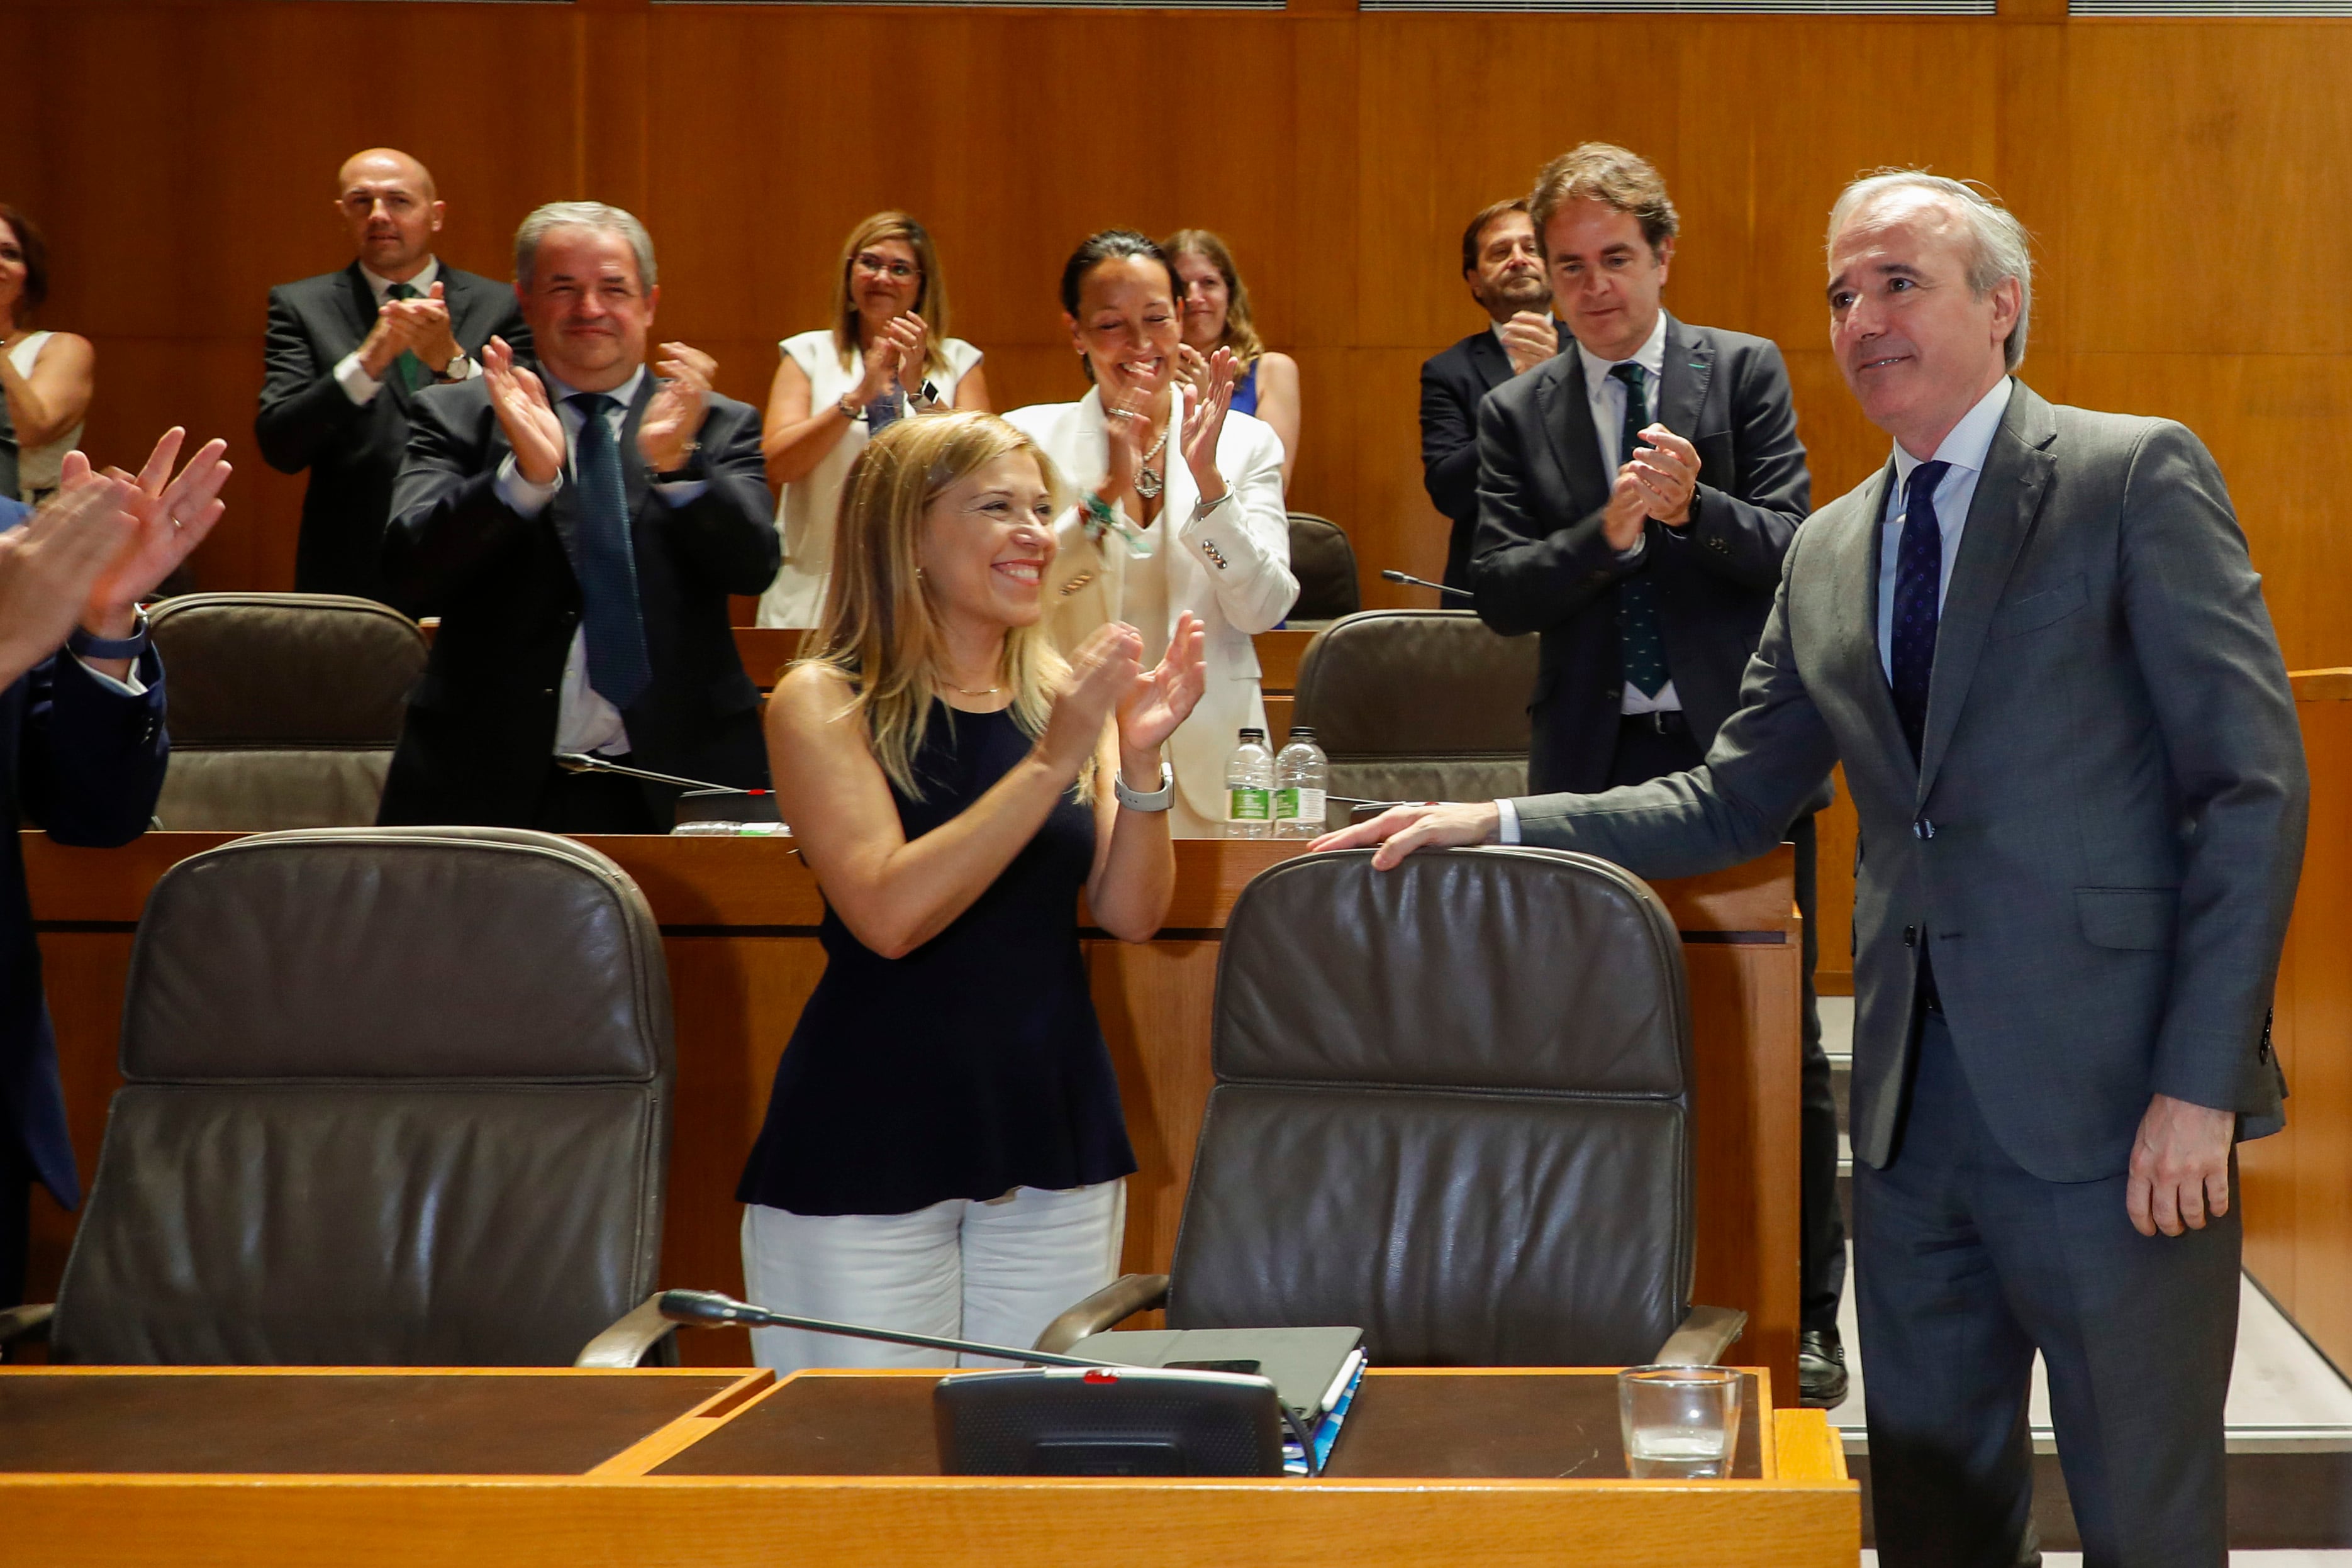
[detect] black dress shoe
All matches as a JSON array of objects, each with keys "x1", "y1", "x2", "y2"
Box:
[{"x1": 1798, "y1": 1327, "x2": 1849, "y2": 1408}]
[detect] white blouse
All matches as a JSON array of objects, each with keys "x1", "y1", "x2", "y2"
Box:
[{"x1": 755, "y1": 328, "x2": 983, "y2": 629}]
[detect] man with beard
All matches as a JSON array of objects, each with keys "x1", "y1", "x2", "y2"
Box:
[{"x1": 1418, "y1": 199, "x2": 1558, "y2": 594}]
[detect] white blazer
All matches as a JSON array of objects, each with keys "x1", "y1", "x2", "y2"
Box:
[{"x1": 1003, "y1": 389, "x2": 1296, "y2": 830}]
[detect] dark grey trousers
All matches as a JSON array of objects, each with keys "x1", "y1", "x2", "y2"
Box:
[{"x1": 1855, "y1": 1011, "x2": 2240, "y2": 1568}]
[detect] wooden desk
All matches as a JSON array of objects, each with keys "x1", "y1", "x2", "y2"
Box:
[
  {"x1": 0, "y1": 1367, "x2": 1855, "y2": 1567},
  {"x1": 26, "y1": 834, "x2": 1800, "y2": 1396}
]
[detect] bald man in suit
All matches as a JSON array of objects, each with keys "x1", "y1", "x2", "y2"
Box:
[{"x1": 257, "y1": 148, "x2": 525, "y2": 606}]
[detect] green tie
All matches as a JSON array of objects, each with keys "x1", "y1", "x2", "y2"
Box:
[
  {"x1": 384, "y1": 281, "x2": 425, "y2": 394},
  {"x1": 1609, "y1": 362, "x2": 1670, "y2": 698}
]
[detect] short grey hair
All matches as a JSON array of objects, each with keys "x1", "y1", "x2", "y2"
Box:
[
  {"x1": 1827, "y1": 171, "x2": 2032, "y2": 373},
  {"x1": 513, "y1": 201, "x2": 657, "y2": 292}
]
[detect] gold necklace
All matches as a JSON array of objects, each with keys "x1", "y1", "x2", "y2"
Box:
[{"x1": 950, "y1": 685, "x2": 1001, "y2": 697}]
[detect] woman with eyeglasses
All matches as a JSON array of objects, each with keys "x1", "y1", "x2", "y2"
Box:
[
  {"x1": 757, "y1": 212, "x2": 990, "y2": 628},
  {"x1": 1163, "y1": 229, "x2": 1299, "y2": 490},
  {"x1": 1005, "y1": 230, "x2": 1294, "y2": 838}
]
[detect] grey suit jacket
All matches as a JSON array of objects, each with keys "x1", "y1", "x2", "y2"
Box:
[{"x1": 1514, "y1": 382, "x2": 2306, "y2": 1182}]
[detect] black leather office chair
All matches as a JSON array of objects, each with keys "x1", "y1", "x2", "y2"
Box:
[
  {"x1": 0, "y1": 827, "x2": 674, "y2": 1365},
  {"x1": 147, "y1": 592, "x2": 427, "y2": 830},
  {"x1": 1290, "y1": 609, "x2": 1539, "y2": 829},
  {"x1": 1286, "y1": 513, "x2": 1360, "y2": 623},
  {"x1": 1034, "y1": 848, "x2": 1743, "y2": 1368}
]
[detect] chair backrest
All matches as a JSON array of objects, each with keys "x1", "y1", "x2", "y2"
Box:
[
  {"x1": 147, "y1": 593, "x2": 428, "y2": 830},
  {"x1": 53, "y1": 827, "x2": 674, "y2": 1366},
  {"x1": 1285, "y1": 513, "x2": 1360, "y2": 623},
  {"x1": 1168, "y1": 848, "x2": 1694, "y2": 1367},
  {"x1": 1290, "y1": 610, "x2": 1538, "y2": 815}
]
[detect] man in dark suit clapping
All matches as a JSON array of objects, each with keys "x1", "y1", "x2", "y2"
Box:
[
  {"x1": 378, "y1": 201, "x2": 777, "y2": 833},
  {"x1": 256, "y1": 148, "x2": 527, "y2": 605},
  {"x1": 1468, "y1": 144, "x2": 1844, "y2": 1404},
  {"x1": 1418, "y1": 198, "x2": 1556, "y2": 595}
]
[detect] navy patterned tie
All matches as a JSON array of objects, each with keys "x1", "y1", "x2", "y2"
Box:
[
  {"x1": 1888, "y1": 460, "x2": 1952, "y2": 764},
  {"x1": 382, "y1": 281, "x2": 424, "y2": 394},
  {"x1": 566, "y1": 393, "x2": 651, "y2": 711},
  {"x1": 864, "y1": 377, "x2": 901, "y2": 435},
  {"x1": 1609, "y1": 362, "x2": 1669, "y2": 698}
]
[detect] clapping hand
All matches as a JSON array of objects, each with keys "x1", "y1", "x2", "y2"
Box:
[
  {"x1": 482, "y1": 336, "x2": 565, "y2": 486},
  {"x1": 360, "y1": 281, "x2": 458, "y2": 381},
  {"x1": 0, "y1": 459, "x2": 142, "y2": 685},
  {"x1": 856, "y1": 314, "x2": 928, "y2": 405},
  {"x1": 1037, "y1": 621, "x2": 1144, "y2": 779},
  {"x1": 399, "y1": 282, "x2": 460, "y2": 374},
  {"x1": 1625, "y1": 424, "x2": 1699, "y2": 526},
  {"x1": 85, "y1": 428, "x2": 231, "y2": 633},
  {"x1": 1175, "y1": 343, "x2": 1213, "y2": 400},
  {"x1": 1603, "y1": 467, "x2": 1649, "y2": 553},
  {"x1": 1100, "y1": 384, "x2": 1150, "y2": 511},
  {"x1": 1115, "y1": 612, "x2": 1207, "y2": 758},
  {"x1": 1498, "y1": 311, "x2": 1559, "y2": 377},
  {"x1": 640, "y1": 341, "x2": 715, "y2": 472},
  {"x1": 1179, "y1": 347, "x2": 1239, "y2": 503}
]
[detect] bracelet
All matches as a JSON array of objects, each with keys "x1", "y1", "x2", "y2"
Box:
[
  {"x1": 69, "y1": 609, "x2": 150, "y2": 663},
  {"x1": 837, "y1": 394, "x2": 862, "y2": 420},
  {"x1": 1114, "y1": 762, "x2": 1175, "y2": 813}
]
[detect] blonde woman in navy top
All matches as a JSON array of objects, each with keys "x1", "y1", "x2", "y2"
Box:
[{"x1": 738, "y1": 410, "x2": 1206, "y2": 1374}]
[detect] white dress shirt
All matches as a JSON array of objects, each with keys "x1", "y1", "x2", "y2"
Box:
[
  {"x1": 1575, "y1": 311, "x2": 1681, "y2": 716},
  {"x1": 1877, "y1": 377, "x2": 2015, "y2": 682},
  {"x1": 332, "y1": 257, "x2": 484, "y2": 404},
  {"x1": 491, "y1": 365, "x2": 709, "y2": 757}
]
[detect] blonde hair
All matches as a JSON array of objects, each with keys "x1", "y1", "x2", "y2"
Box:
[
  {"x1": 803, "y1": 411, "x2": 1081, "y2": 801},
  {"x1": 1162, "y1": 228, "x2": 1266, "y2": 366},
  {"x1": 829, "y1": 211, "x2": 952, "y2": 382}
]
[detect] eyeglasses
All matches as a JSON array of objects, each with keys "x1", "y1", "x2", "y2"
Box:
[{"x1": 853, "y1": 253, "x2": 921, "y2": 281}]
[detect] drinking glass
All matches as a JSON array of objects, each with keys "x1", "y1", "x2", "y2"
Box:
[{"x1": 1617, "y1": 1364, "x2": 1741, "y2": 1478}]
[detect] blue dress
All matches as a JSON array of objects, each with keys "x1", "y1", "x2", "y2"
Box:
[
  {"x1": 737, "y1": 703, "x2": 1137, "y2": 1216},
  {"x1": 1229, "y1": 358, "x2": 1260, "y2": 418}
]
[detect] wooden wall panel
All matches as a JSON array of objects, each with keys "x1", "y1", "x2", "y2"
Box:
[
  {"x1": 8, "y1": 3, "x2": 2346, "y2": 669},
  {"x1": 2243, "y1": 677, "x2": 2352, "y2": 1375}
]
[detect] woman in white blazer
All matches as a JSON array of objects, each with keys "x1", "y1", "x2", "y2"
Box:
[{"x1": 1005, "y1": 230, "x2": 1295, "y2": 837}]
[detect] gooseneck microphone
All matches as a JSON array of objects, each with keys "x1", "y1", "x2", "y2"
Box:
[
  {"x1": 1380, "y1": 569, "x2": 1475, "y2": 601},
  {"x1": 657, "y1": 1288, "x2": 1324, "y2": 1467},
  {"x1": 555, "y1": 753, "x2": 774, "y2": 798},
  {"x1": 659, "y1": 1288, "x2": 1103, "y2": 1368}
]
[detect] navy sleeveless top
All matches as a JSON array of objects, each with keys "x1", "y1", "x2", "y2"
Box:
[{"x1": 737, "y1": 703, "x2": 1137, "y2": 1217}]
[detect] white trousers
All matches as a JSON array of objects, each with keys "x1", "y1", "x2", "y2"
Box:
[{"x1": 738, "y1": 1181, "x2": 1126, "y2": 1375}]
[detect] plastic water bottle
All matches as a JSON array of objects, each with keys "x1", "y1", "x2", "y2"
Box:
[
  {"x1": 1225, "y1": 728, "x2": 1274, "y2": 838},
  {"x1": 1274, "y1": 726, "x2": 1330, "y2": 838}
]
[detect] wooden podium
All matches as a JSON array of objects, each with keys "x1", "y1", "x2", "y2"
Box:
[
  {"x1": 0, "y1": 1365, "x2": 1854, "y2": 1566},
  {"x1": 25, "y1": 832, "x2": 1802, "y2": 1394}
]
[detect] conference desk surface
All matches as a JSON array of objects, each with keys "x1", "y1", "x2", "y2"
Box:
[{"x1": 2, "y1": 1365, "x2": 1855, "y2": 1567}]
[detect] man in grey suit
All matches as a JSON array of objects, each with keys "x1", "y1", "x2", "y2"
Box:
[{"x1": 1319, "y1": 172, "x2": 2306, "y2": 1566}]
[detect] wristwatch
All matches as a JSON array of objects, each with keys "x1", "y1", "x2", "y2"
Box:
[
  {"x1": 837, "y1": 393, "x2": 862, "y2": 420},
  {"x1": 68, "y1": 608, "x2": 150, "y2": 663},
  {"x1": 650, "y1": 440, "x2": 704, "y2": 483},
  {"x1": 1114, "y1": 762, "x2": 1176, "y2": 813},
  {"x1": 438, "y1": 351, "x2": 469, "y2": 382}
]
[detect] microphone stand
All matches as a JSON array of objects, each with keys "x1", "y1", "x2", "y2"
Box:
[
  {"x1": 555, "y1": 753, "x2": 774, "y2": 798},
  {"x1": 1379, "y1": 569, "x2": 1475, "y2": 602},
  {"x1": 658, "y1": 1289, "x2": 1323, "y2": 1470}
]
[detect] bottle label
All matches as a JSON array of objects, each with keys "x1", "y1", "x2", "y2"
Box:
[
  {"x1": 1229, "y1": 787, "x2": 1271, "y2": 821},
  {"x1": 1276, "y1": 787, "x2": 1326, "y2": 823}
]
